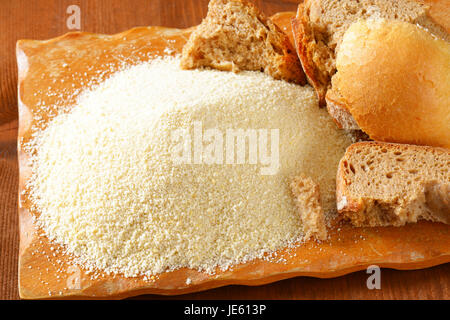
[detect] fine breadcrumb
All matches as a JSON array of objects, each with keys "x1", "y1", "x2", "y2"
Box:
[{"x1": 27, "y1": 57, "x2": 352, "y2": 277}]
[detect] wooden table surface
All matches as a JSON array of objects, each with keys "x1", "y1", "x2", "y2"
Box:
[{"x1": 0, "y1": 0, "x2": 448, "y2": 300}]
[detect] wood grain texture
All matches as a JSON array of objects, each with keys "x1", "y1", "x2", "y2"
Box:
[
  {"x1": 0, "y1": 121, "x2": 19, "y2": 300},
  {"x1": 1, "y1": 0, "x2": 449, "y2": 300}
]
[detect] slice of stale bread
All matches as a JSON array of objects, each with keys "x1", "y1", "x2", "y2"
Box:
[
  {"x1": 336, "y1": 142, "x2": 450, "y2": 227},
  {"x1": 291, "y1": 175, "x2": 327, "y2": 241},
  {"x1": 180, "y1": 0, "x2": 306, "y2": 84},
  {"x1": 291, "y1": 0, "x2": 449, "y2": 115}
]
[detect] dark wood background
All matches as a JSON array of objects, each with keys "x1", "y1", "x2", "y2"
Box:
[{"x1": 0, "y1": 0, "x2": 448, "y2": 300}]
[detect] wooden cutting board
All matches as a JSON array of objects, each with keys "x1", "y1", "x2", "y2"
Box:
[{"x1": 17, "y1": 12, "x2": 450, "y2": 299}]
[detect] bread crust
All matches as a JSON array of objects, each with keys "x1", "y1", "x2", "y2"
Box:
[
  {"x1": 336, "y1": 142, "x2": 450, "y2": 227},
  {"x1": 325, "y1": 88, "x2": 359, "y2": 130},
  {"x1": 422, "y1": 0, "x2": 450, "y2": 33},
  {"x1": 291, "y1": 1, "x2": 328, "y2": 105}
]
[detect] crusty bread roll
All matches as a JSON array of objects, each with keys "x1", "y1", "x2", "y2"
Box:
[
  {"x1": 330, "y1": 19, "x2": 450, "y2": 149},
  {"x1": 291, "y1": 0, "x2": 449, "y2": 107}
]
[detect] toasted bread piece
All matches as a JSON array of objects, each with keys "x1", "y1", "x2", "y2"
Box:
[
  {"x1": 337, "y1": 142, "x2": 450, "y2": 227},
  {"x1": 291, "y1": 0, "x2": 449, "y2": 109},
  {"x1": 291, "y1": 175, "x2": 327, "y2": 240},
  {"x1": 180, "y1": 0, "x2": 306, "y2": 84}
]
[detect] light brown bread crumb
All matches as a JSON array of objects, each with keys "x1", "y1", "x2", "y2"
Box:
[
  {"x1": 291, "y1": 175, "x2": 327, "y2": 240},
  {"x1": 181, "y1": 0, "x2": 306, "y2": 84}
]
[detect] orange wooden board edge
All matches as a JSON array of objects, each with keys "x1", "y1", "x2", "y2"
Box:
[{"x1": 17, "y1": 12, "x2": 450, "y2": 299}]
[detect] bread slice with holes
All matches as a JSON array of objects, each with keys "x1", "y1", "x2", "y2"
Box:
[
  {"x1": 180, "y1": 0, "x2": 306, "y2": 84},
  {"x1": 336, "y1": 142, "x2": 450, "y2": 227},
  {"x1": 291, "y1": 0, "x2": 449, "y2": 111}
]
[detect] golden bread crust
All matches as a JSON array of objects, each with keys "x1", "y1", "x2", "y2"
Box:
[
  {"x1": 325, "y1": 88, "x2": 359, "y2": 130},
  {"x1": 291, "y1": 1, "x2": 328, "y2": 105}
]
